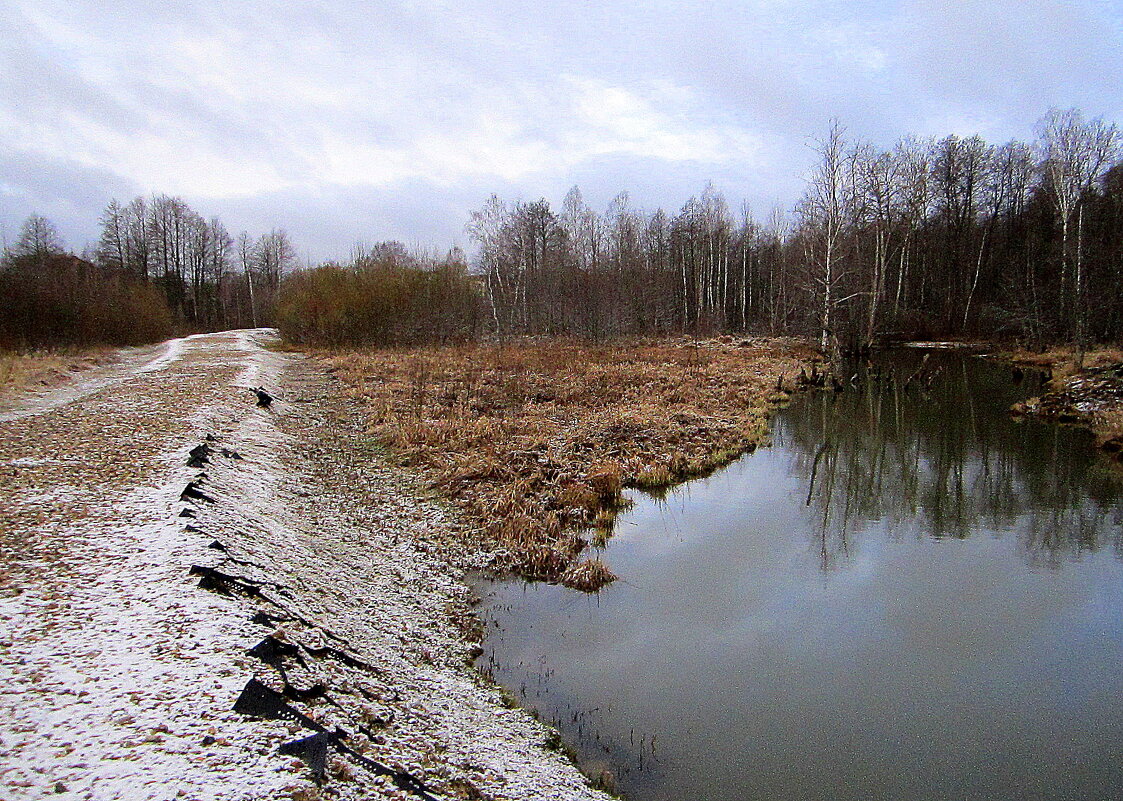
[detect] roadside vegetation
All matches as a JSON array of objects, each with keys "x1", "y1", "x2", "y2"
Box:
[
  {"x1": 274, "y1": 243, "x2": 481, "y2": 347},
  {"x1": 0, "y1": 248, "x2": 173, "y2": 351},
  {"x1": 1, "y1": 200, "x2": 297, "y2": 352},
  {"x1": 0, "y1": 350, "x2": 119, "y2": 401},
  {"x1": 320, "y1": 338, "x2": 817, "y2": 589}
]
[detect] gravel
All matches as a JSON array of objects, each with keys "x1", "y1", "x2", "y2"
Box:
[{"x1": 0, "y1": 329, "x2": 608, "y2": 801}]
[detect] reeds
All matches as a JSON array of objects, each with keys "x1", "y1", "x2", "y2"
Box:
[
  {"x1": 322, "y1": 338, "x2": 816, "y2": 588},
  {"x1": 559, "y1": 558, "x2": 617, "y2": 593}
]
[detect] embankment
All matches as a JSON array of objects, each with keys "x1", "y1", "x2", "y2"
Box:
[{"x1": 0, "y1": 330, "x2": 608, "y2": 800}]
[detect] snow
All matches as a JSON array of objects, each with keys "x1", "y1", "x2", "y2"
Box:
[
  {"x1": 135, "y1": 336, "x2": 187, "y2": 374},
  {"x1": 0, "y1": 329, "x2": 609, "y2": 801}
]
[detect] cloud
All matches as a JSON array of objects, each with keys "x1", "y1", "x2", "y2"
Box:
[
  {"x1": 2, "y1": 0, "x2": 1122, "y2": 260},
  {"x1": 0, "y1": 148, "x2": 138, "y2": 252}
]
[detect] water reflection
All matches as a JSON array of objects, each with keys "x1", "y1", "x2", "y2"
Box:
[
  {"x1": 785, "y1": 352, "x2": 1121, "y2": 569},
  {"x1": 476, "y1": 351, "x2": 1123, "y2": 801}
]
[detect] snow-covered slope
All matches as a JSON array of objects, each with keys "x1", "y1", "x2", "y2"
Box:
[{"x1": 0, "y1": 330, "x2": 606, "y2": 801}]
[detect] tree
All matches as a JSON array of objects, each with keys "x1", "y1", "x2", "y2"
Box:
[
  {"x1": 12, "y1": 214, "x2": 65, "y2": 265},
  {"x1": 1035, "y1": 108, "x2": 1121, "y2": 360},
  {"x1": 238, "y1": 232, "x2": 259, "y2": 328},
  {"x1": 930, "y1": 134, "x2": 991, "y2": 328},
  {"x1": 467, "y1": 195, "x2": 515, "y2": 335},
  {"x1": 97, "y1": 201, "x2": 129, "y2": 273},
  {"x1": 797, "y1": 120, "x2": 856, "y2": 356},
  {"x1": 853, "y1": 143, "x2": 903, "y2": 343}
]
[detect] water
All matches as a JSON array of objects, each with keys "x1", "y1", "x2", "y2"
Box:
[{"x1": 474, "y1": 349, "x2": 1123, "y2": 801}]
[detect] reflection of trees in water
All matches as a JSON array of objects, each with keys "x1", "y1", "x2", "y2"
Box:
[{"x1": 780, "y1": 353, "x2": 1123, "y2": 569}]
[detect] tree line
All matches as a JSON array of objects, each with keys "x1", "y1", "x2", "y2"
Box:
[
  {"x1": 274, "y1": 242, "x2": 481, "y2": 347},
  {"x1": 1, "y1": 196, "x2": 297, "y2": 349},
  {"x1": 458, "y1": 108, "x2": 1122, "y2": 357},
  {"x1": 7, "y1": 107, "x2": 1122, "y2": 354}
]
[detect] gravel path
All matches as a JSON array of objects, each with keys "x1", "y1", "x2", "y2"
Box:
[{"x1": 0, "y1": 330, "x2": 607, "y2": 801}]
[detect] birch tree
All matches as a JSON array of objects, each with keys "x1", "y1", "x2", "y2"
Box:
[
  {"x1": 1035, "y1": 108, "x2": 1121, "y2": 361},
  {"x1": 798, "y1": 119, "x2": 855, "y2": 356}
]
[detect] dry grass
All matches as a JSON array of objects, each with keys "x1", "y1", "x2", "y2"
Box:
[
  {"x1": 1004, "y1": 345, "x2": 1123, "y2": 384},
  {"x1": 320, "y1": 337, "x2": 817, "y2": 585},
  {"x1": 0, "y1": 348, "x2": 116, "y2": 400},
  {"x1": 559, "y1": 558, "x2": 617, "y2": 593},
  {"x1": 1094, "y1": 408, "x2": 1123, "y2": 454},
  {"x1": 1005, "y1": 345, "x2": 1123, "y2": 458}
]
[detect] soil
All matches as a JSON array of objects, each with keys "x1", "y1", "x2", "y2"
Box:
[{"x1": 1002, "y1": 348, "x2": 1123, "y2": 461}]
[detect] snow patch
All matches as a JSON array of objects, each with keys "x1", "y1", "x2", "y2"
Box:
[{"x1": 136, "y1": 337, "x2": 187, "y2": 374}]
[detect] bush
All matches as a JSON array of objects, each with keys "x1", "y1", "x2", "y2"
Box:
[
  {"x1": 275, "y1": 248, "x2": 482, "y2": 347},
  {"x1": 0, "y1": 254, "x2": 174, "y2": 349}
]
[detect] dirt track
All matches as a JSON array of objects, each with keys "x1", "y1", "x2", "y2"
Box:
[{"x1": 0, "y1": 330, "x2": 605, "y2": 801}]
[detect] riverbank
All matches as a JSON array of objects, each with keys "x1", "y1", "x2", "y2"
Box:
[
  {"x1": 475, "y1": 341, "x2": 1123, "y2": 801},
  {"x1": 314, "y1": 337, "x2": 818, "y2": 590},
  {"x1": 0, "y1": 330, "x2": 609, "y2": 800},
  {"x1": 1003, "y1": 345, "x2": 1123, "y2": 458}
]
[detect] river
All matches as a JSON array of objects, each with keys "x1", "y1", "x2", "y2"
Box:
[{"x1": 474, "y1": 349, "x2": 1123, "y2": 801}]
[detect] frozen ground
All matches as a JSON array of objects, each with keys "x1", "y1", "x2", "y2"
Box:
[{"x1": 0, "y1": 330, "x2": 607, "y2": 801}]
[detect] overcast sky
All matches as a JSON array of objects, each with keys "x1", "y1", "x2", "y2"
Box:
[{"x1": 2, "y1": 0, "x2": 1122, "y2": 263}]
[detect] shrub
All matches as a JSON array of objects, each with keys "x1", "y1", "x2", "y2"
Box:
[
  {"x1": 0, "y1": 254, "x2": 173, "y2": 349},
  {"x1": 275, "y1": 248, "x2": 483, "y2": 348}
]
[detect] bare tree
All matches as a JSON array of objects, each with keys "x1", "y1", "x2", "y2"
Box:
[
  {"x1": 1035, "y1": 108, "x2": 1121, "y2": 361},
  {"x1": 12, "y1": 213, "x2": 65, "y2": 265},
  {"x1": 97, "y1": 201, "x2": 129, "y2": 273},
  {"x1": 467, "y1": 194, "x2": 515, "y2": 335},
  {"x1": 560, "y1": 186, "x2": 603, "y2": 272},
  {"x1": 238, "y1": 232, "x2": 259, "y2": 328},
  {"x1": 891, "y1": 136, "x2": 933, "y2": 323},
  {"x1": 798, "y1": 120, "x2": 856, "y2": 356},
  {"x1": 853, "y1": 143, "x2": 903, "y2": 344}
]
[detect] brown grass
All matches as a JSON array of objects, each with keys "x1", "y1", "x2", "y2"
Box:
[
  {"x1": 0, "y1": 348, "x2": 116, "y2": 400},
  {"x1": 1093, "y1": 408, "x2": 1123, "y2": 454},
  {"x1": 1003, "y1": 345, "x2": 1123, "y2": 384},
  {"x1": 560, "y1": 558, "x2": 617, "y2": 592},
  {"x1": 1004, "y1": 345, "x2": 1123, "y2": 458},
  {"x1": 319, "y1": 337, "x2": 816, "y2": 585}
]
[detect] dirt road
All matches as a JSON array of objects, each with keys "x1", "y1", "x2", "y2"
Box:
[{"x1": 0, "y1": 330, "x2": 605, "y2": 801}]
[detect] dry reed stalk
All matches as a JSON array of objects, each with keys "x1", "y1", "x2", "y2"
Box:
[{"x1": 320, "y1": 338, "x2": 817, "y2": 588}]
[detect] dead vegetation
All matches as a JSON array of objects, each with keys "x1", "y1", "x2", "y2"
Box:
[
  {"x1": 0, "y1": 348, "x2": 116, "y2": 400},
  {"x1": 1005, "y1": 346, "x2": 1123, "y2": 459},
  {"x1": 319, "y1": 337, "x2": 816, "y2": 589},
  {"x1": 1003, "y1": 344, "x2": 1123, "y2": 377},
  {"x1": 559, "y1": 559, "x2": 617, "y2": 593}
]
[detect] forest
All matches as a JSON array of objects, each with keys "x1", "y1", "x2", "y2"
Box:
[
  {"x1": 4, "y1": 109, "x2": 1121, "y2": 356},
  {"x1": 0, "y1": 196, "x2": 296, "y2": 349},
  {"x1": 452, "y1": 108, "x2": 1123, "y2": 356}
]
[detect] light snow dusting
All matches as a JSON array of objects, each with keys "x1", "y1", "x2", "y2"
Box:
[{"x1": 0, "y1": 330, "x2": 608, "y2": 801}]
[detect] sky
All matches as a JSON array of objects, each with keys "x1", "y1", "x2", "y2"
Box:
[{"x1": 2, "y1": 0, "x2": 1122, "y2": 264}]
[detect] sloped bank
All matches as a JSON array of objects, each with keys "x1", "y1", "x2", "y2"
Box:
[
  {"x1": 185, "y1": 337, "x2": 610, "y2": 800},
  {"x1": 1004, "y1": 347, "x2": 1123, "y2": 460}
]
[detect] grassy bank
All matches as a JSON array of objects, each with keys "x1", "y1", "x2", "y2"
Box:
[
  {"x1": 0, "y1": 349, "x2": 117, "y2": 401},
  {"x1": 1003, "y1": 345, "x2": 1123, "y2": 457},
  {"x1": 317, "y1": 337, "x2": 817, "y2": 589}
]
